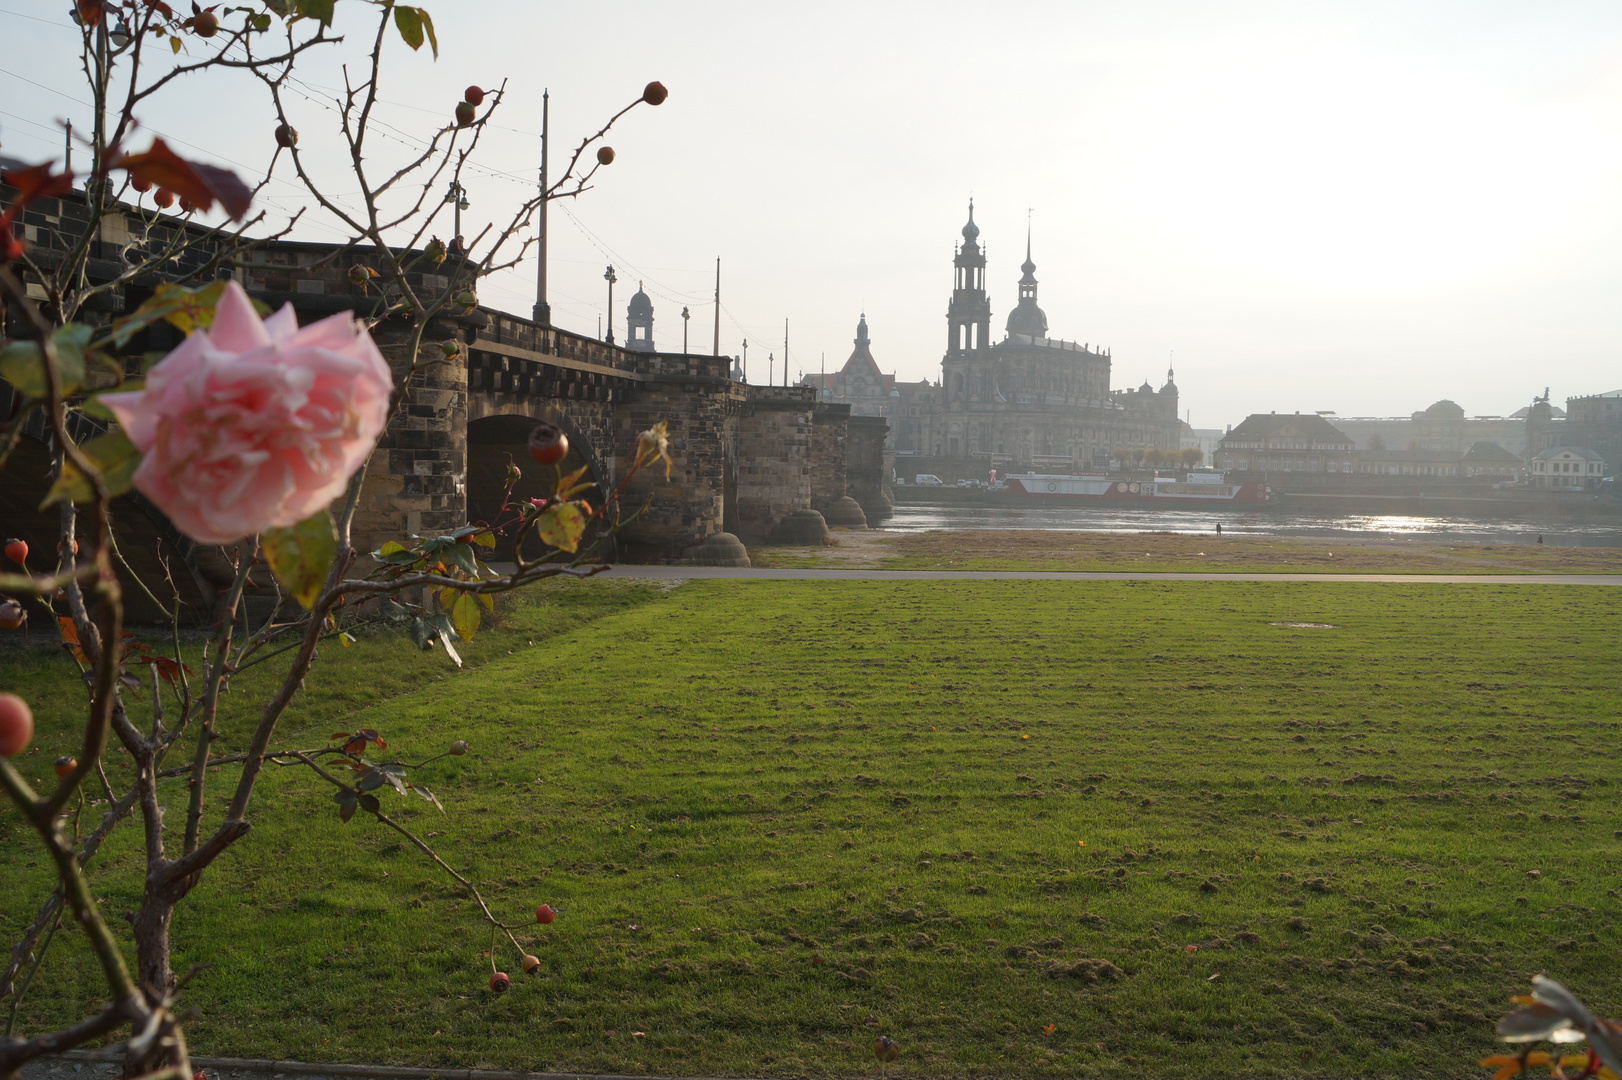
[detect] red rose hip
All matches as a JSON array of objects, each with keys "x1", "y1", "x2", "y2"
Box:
[
  {"x1": 596, "y1": 146, "x2": 615, "y2": 166},
  {"x1": 465, "y1": 86, "x2": 485, "y2": 106},
  {"x1": 527, "y1": 425, "x2": 568, "y2": 466},
  {"x1": 643, "y1": 81, "x2": 668, "y2": 106},
  {"x1": 4, "y1": 539, "x2": 27, "y2": 566},
  {"x1": 535, "y1": 903, "x2": 556, "y2": 924},
  {"x1": 521, "y1": 954, "x2": 541, "y2": 975},
  {"x1": 489, "y1": 971, "x2": 510, "y2": 993},
  {"x1": 0, "y1": 694, "x2": 33, "y2": 757}
]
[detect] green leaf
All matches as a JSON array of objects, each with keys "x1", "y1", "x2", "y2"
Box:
[
  {"x1": 535, "y1": 501, "x2": 587, "y2": 554},
  {"x1": 378, "y1": 540, "x2": 408, "y2": 558},
  {"x1": 408, "y1": 616, "x2": 433, "y2": 650},
  {"x1": 471, "y1": 529, "x2": 496, "y2": 549},
  {"x1": 477, "y1": 592, "x2": 494, "y2": 613},
  {"x1": 334, "y1": 788, "x2": 357, "y2": 823},
  {"x1": 40, "y1": 431, "x2": 141, "y2": 507},
  {"x1": 1, "y1": 325, "x2": 89, "y2": 398},
  {"x1": 416, "y1": 7, "x2": 437, "y2": 56},
  {"x1": 251, "y1": 12, "x2": 271, "y2": 31},
  {"x1": 261, "y1": 510, "x2": 337, "y2": 611},
  {"x1": 412, "y1": 784, "x2": 445, "y2": 813},
  {"x1": 357, "y1": 792, "x2": 381, "y2": 815},
  {"x1": 356, "y1": 769, "x2": 388, "y2": 793},
  {"x1": 290, "y1": 0, "x2": 335, "y2": 26},
  {"x1": 393, "y1": 5, "x2": 424, "y2": 51},
  {"x1": 442, "y1": 540, "x2": 478, "y2": 577},
  {"x1": 449, "y1": 591, "x2": 480, "y2": 642}
]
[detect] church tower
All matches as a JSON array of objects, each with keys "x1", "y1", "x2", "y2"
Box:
[
  {"x1": 946, "y1": 202, "x2": 992, "y2": 356},
  {"x1": 1005, "y1": 227, "x2": 1048, "y2": 339},
  {"x1": 625, "y1": 283, "x2": 655, "y2": 352}
]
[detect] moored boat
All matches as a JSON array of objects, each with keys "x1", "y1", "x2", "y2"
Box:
[{"x1": 991, "y1": 469, "x2": 1272, "y2": 507}]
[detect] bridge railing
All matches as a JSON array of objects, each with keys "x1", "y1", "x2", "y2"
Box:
[{"x1": 476, "y1": 308, "x2": 733, "y2": 382}]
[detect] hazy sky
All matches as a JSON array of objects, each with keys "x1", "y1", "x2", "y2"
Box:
[{"x1": 3, "y1": 1, "x2": 1620, "y2": 429}]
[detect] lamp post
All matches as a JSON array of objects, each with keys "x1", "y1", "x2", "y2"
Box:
[
  {"x1": 445, "y1": 180, "x2": 469, "y2": 240},
  {"x1": 681, "y1": 305, "x2": 690, "y2": 354},
  {"x1": 66, "y1": 7, "x2": 133, "y2": 197},
  {"x1": 603, "y1": 264, "x2": 617, "y2": 344}
]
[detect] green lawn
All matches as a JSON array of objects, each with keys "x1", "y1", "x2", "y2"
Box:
[{"x1": 3, "y1": 579, "x2": 1619, "y2": 1080}]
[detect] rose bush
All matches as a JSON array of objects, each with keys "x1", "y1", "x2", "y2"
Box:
[{"x1": 100, "y1": 281, "x2": 392, "y2": 544}]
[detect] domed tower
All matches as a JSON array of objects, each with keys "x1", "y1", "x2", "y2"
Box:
[
  {"x1": 1004, "y1": 228, "x2": 1048, "y2": 339},
  {"x1": 1161, "y1": 365, "x2": 1179, "y2": 422},
  {"x1": 946, "y1": 202, "x2": 992, "y2": 357},
  {"x1": 625, "y1": 282, "x2": 655, "y2": 352}
]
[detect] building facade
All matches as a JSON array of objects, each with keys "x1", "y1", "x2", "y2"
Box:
[
  {"x1": 1214, "y1": 413, "x2": 1358, "y2": 474},
  {"x1": 800, "y1": 315, "x2": 938, "y2": 453},
  {"x1": 1554, "y1": 389, "x2": 1622, "y2": 473},
  {"x1": 930, "y1": 205, "x2": 1179, "y2": 472},
  {"x1": 1530, "y1": 447, "x2": 1607, "y2": 490},
  {"x1": 1328, "y1": 399, "x2": 1530, "y2": 456}
]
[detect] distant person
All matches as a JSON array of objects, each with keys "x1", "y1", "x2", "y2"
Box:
[
  {"x1": 1537, "y1": 534, "x2": 1544, "y2": 545},
  {"x1": 1215, "y1": 522, "x2": 1222, "y2": 536}
]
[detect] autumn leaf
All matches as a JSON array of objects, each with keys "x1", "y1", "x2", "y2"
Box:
[
  {"x1": 535, "y1": 500, "x2": 587, "y2": 553},
  {"x1": 449, "y1": 591, "x2": 480, "y2": 642},
  {"x1": 58, "y1": 615, "x2": 90, "y2": 666}
]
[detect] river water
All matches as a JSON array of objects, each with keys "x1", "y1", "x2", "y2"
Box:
[{"x1": 881, "y1": 503, "x2": 1622, "y2": 547}]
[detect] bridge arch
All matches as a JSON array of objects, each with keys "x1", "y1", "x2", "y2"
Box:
[{"x1": 465, "y1": 402, "x2": 613, "y2": 561}]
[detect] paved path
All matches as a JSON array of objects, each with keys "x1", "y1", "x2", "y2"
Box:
[{"x1": 604, "y1": 566, "x2": 1621, "y2": 585}]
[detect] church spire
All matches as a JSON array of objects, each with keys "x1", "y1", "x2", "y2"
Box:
[{"x1": 1005, "y1": 215, "x2": 1047, "y2": 338}]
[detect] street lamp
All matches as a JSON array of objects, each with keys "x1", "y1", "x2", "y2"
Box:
[
  {"x1": 444, "y1": 180, "x2": 469, "y2": 240},
  {"x1": 681, "y1": 305, "x2": 690, "y2": 354},
  {"x1": 603, "y1": 264, "x2": 617, "y2": 344}
]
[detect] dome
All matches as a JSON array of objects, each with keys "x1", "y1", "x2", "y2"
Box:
[
  {"x1": 889, "y1": 389, "x2": 901, "y2": 397},
  {"x1": 1005, "y1": 301, "x2": 1047, "y2": 338},
  {"x1": 1140, "y1": 379, "x2": 1154, "y2": 393},
  {"x1": 1424, "y1": 398, "x2": 1464, "y2": 419},
  {"x1": 961, "y1": 201, "x2": 979, "y2": 242},
  {"x1": 627, "y1": 285, "x2": 653, "y2": 318}
]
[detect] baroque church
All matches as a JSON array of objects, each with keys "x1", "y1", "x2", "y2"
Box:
[{"x1": 936, "y1": 204, "x2": 1180, "y2": 471}]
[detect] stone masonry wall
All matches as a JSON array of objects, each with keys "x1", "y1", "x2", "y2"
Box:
[
  {"x1": 847, "y1": 414, "x2": 892, "y2": 522},
  {"x1": 809, "y1": 403, "x2": 851, "y2": 510},
  {"x1": 731, "y1": 388, "x2": 815, "y2": 543}
]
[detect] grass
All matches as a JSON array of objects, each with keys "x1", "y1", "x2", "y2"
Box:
[
  {"x1": 750, "y1": 530, "x2": 1622, "y2": 575},
  {"x1": 2, "y1": 578, "x2": 1619, "y2": 1080}
]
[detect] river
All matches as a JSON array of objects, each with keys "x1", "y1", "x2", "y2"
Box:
[{"x1": 880, "y1": 503, "x2": 1622, "y2": 547}]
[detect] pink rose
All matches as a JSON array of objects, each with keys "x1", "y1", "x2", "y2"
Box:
[{"x1": 101, "y1": 281, "x2": 393, "y2": 544}]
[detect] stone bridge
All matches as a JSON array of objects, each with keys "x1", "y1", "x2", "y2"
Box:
[{"x1": 1, "y1": 216, "x2": 890, "y2": 617}]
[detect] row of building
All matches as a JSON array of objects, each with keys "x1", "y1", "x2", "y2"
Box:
[
  {"x1": 604, "y1": 204, "x2": 1617, "y2": 493},
  {"x1": 1211, "y1": 393, "x2": 1617, "y2": 491}
]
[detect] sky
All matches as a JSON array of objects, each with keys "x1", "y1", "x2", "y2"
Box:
[{"x1": 2, "y1": 0, "x2": 1620, "y2": 430}]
